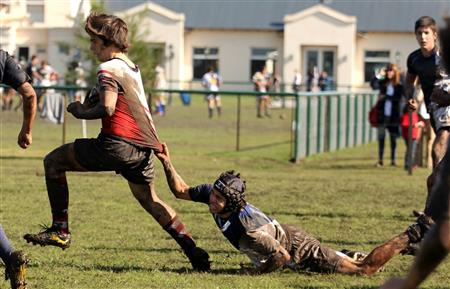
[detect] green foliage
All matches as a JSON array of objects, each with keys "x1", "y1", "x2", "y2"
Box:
[
  {"x1": 68, "y1": 1, "x2": 158, "y2": 88},
  {"x1": 124, "y1": 9, "x2": 160, "y2": 90},
  {"x1": 1, "y1": 95, "x2": 449, "y2": 288}
]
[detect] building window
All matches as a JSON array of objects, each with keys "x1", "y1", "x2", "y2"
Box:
[
  {"x1": 18, "y1": 47, "x2": 29, "y2": 63},
  {"x1": 27, "y1": 1, "x2": 45, "y2": 23},
  {"x1": 364, "y1": 51, "x2": 390, "y2": 82},
  {"x1": 250, "y1": 48, "x2": 277, "y2": 78},
  {"x1": 193, "y1": 47, "x2": 218, "y2": 79}
]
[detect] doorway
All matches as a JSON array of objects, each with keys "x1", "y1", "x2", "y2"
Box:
[{"x1": 302, "y1": 47, "x2": 336, "y2": 90}]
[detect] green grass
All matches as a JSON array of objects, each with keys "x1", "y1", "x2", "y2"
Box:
[{"x1": 1, "y1": 94, "x2": 449, "y2": 289}]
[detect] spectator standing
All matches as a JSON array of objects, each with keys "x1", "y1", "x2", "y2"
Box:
[
  {"x1": 376, "y1": 64, "x2": 403, "y2": 167},
  {"x1": 25, "y1": 55, "x2": 41, "y2": 86},
  {"x1": 201, "y1": 66, "x2": 222, "y2": 118},
  {"x1": 401, "y1": 105, "x2": 424, "y2": 170},
  {"x1": 292, "y1": 69, "x2": 302, "y2": 93},
  {"x1": 75, "y1": 62, "x2": 87, "y2": 102},
  {"x1": 318, "y1": 71, "x2": 330, "y2": 91},
  {"x1": 252, "y1": 65, "x2": 271, "y2": 118},
  {"x1": 154, "y1": 65, "x2": 168, "y2": 116}
]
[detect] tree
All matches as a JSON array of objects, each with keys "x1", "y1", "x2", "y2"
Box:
[{"x1": 66, "y1": 1, "x2": 159, "y2": 91}]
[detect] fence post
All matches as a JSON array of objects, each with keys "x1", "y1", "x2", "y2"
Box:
[
  {"x1": 62, "y1": 92, "x2": 67, "y2": 144},
  {"x1": 236, "y1": 93, "x2": 241, "y2": 151},
  {"x1": 337, "y1": 94, "x2": 342, "y2": 149},
  {"x1": 369, "y1": 94, "x2": 375, "y2": 141},
  {"x1": 353, "y1": 94, "x2": 359, "y2": 146},
  {"x1": 317, "y1": 95, "x2": 322, "y2": 153},
  {"x1": 306, "y1": 96, "x2": 312, "y2": 156},
  {"x1": 326, "y1": 95, "x2": 332, "y2": 151},
  {"x1": 346, "y1": 94, "x2": 351, "y2": 147},
  {"x1": 292, "y1": 94, "x2": 301, "y2": 163},
  {"x1": 362, "y1": 93, "x2": 367, "y2": 144}
]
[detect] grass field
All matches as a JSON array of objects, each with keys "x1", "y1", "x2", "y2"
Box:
[{"x1": 0, "y1": 94, "x2": 449, "y2": 289}]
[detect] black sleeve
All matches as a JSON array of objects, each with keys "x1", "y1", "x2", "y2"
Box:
[
  {"x1": 1, "y1": 52, "x2": 30, "y2": 90},
  {"x1": 188, "y1": 184, "x2": 213, "y2": 204},
  {"x1": 406, "y1": 52, "x2": 416, "y2": 76}
]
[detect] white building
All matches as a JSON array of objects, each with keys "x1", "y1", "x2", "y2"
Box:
[{"x1": 1, "y1": 0, "x2": 448, "y2": 89}]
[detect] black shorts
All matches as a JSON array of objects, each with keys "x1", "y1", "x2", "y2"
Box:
[
  {"x1": 282, "y1": 224, "x2": 343, "y2": 273},
  {"x1": 73, "y1": 133, "x2": 155, "y2": 184}
]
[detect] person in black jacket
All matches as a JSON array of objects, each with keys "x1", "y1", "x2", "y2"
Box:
[{"x1": 376, "y1": 63, "x2": 404, "y2": 167}]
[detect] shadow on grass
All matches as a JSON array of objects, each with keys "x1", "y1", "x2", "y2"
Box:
[
  {"x1": 269, "y1": 211, "x2": 415, "y2": 222},
  {"x1": 317, "y1": 239, "x2": 381, "y2": 246},
  {"x1": 0, "y1": 155, "x2": 43, "y2": 161},
  {"x1": 208, "y1": 140, "x2": 291, "y2": 155},
  {"x1": 85, "y1": 245, "x2": 239, "y2": 255},
  {"x1": 236, "y1": 140, "x2": 291, "y2": 152},
  {"x1": 62, "y1": 261, "x2": 249, "y2": 275}
]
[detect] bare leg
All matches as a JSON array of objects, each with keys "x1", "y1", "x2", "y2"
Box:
[
  {"x1": 426, "y1": 120, "x2": 435, "y2": 168},
  {"x1": 336, "y1": 232, "x2": 410, "y2": 276},
  {"x1": 207, "y1": 98, "x2": 214, "y2": 118},
  {"x1": 257, "y1": 97, "x2": 263, "y2": 117},
  {"x1": 128, "y1": 181, "x2": 211, "y2": 271},
  {"x1": 425, "y1": 129, "x2": 450, "y2": 213},
  {"x1": 128, "y1": 182, "x2": 176, "y2": 226},
  {"x1": 215, "y1": 97, "x2": 221, "y2": 116}
]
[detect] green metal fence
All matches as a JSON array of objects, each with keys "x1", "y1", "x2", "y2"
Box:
[
  {"x1": 1, "y1": 84, "x2": 378, "y2": 162},
  {"x1": 292, "y1": 91, "x2": 378, "y2": 162}
]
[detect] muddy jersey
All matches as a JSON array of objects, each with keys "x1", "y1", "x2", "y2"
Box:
[
  {"x1": 93, "y1": 58, "x2": 161, "y2": 151},
  {"x1": 0, "y1": 50, "x2": 30, "y2": 89},
  {"x1": 188, "y1": 184, "x2": 288, "y2": 268},
  {"x1": 407, "y1": 49, "x2": 440, "y2": 108}
]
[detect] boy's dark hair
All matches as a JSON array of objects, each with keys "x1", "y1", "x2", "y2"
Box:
[
  {"x1": 85, "y1": 12, "x2": 129, "y2": 52},
  {"x1": 213, "y1": 170, "x2": 247, "y2": 213},
  {"x1": 415, "y1": 16, "x2": 437, "y2": 33}
]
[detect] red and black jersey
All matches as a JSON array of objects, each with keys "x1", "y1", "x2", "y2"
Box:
[{"x1": 95, "y1": 58, "x2": 162, "y2": 152}]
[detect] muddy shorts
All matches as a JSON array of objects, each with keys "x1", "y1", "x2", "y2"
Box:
[
  {"x1": 429, "y1": 102, "x2": 450, "y2": 132},
  {"x1": 73, "y1": 133, "x2": 155, "y2": 184},
  {"x1": 282, "y1": 224, "x2": 343, "y2": 273}
]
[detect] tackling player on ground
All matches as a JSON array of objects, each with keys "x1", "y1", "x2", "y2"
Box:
[{"x1": 155, "y1": 143, "x2": 428, "y2": 275}]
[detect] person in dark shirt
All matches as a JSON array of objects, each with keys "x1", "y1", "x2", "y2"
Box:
[
  {"x1": 380, "y1": 16, "x2": 450, "y2": 289},
  {"x1": 0, "y1": 49, "x2": 37, "y2": 289},
  {"x1": 155, "y1": 143, "x2": 428, "y2": 275},
  {"x1": 406, "y1": 16, "x2": 450, "y2": 216},
  {"x1": 375, "y1": 64, "x2": 404, "y2": 167}
]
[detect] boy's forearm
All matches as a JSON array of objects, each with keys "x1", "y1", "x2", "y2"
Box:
[{"x1": 161, "y1": 159, "x2": 190, "y2": 199}]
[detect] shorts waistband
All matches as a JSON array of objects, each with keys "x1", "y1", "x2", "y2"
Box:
[{"x1": 98, "y1": 132, "x2": 153, "y2": 152}]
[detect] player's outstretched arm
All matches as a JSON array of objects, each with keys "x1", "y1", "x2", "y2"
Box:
[
  {"x1": 155, "y1": 143, "x2": 192, "y2": 200},
  {"x1": 16, "y1": 81, "x2": 37, "y2": 149}
]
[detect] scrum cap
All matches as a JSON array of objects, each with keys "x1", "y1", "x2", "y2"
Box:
[{"x1": 213, "y1": 170, "x2": 247, "y2": 213}]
